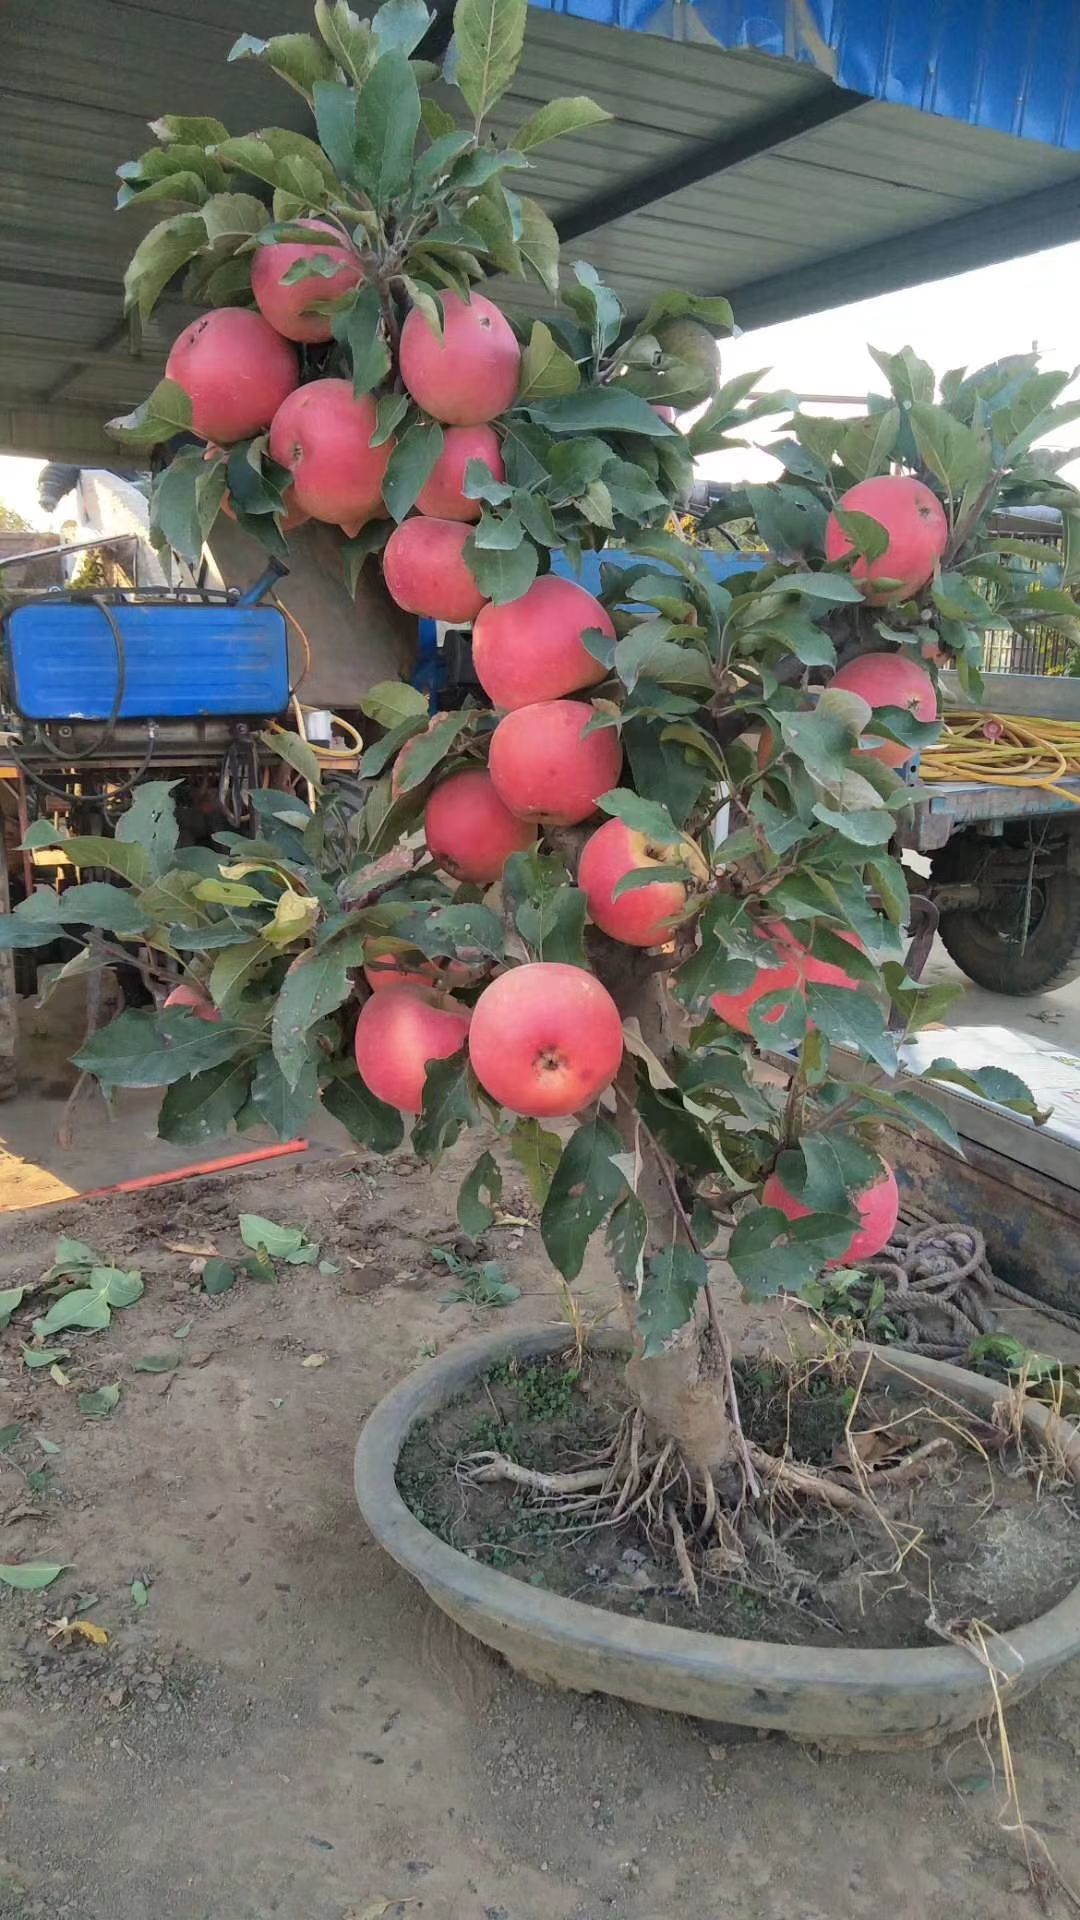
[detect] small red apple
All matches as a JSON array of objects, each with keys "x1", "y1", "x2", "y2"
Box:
[
  {"x1": 163, "y1": 983, "x2": 221, "y2": 1024},
  {"x1": 424, "y1": 769, "x2": 535, "y2": 883},
  {"x1": 824, "y1": 475, "x2": 948, "y2": 605},
  {"x1": 578, "y1": 817, "x2": 707, "y2": 948},
  {"x1": 762, "y1": 1162, "x2": 899, "y2": 1265},
  {"x1": 353, "y1": 985, "x2": 471, "y2": 1113}
]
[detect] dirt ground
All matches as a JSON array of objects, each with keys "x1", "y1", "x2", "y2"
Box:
[
  {"x1": 5, "y1": 980, "x2": 1080, "y2": 1920},
  {"x1": 2, "y1": 1139, "x2": 1080, "y2": 1920}
]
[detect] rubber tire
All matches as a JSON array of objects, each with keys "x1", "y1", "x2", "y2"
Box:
[{"x1": 934, "y1": 839, "x2": 1080, "y2": 995}]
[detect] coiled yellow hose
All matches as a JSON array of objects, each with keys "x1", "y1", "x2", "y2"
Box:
[{"x1": 921, "y1": 711, "x2": 1080, "y2": 807}]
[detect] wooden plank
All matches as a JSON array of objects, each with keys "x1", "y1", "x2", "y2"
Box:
[{"x1": 888, "y1": 1125, "x2": 1080, "y2": 1314}]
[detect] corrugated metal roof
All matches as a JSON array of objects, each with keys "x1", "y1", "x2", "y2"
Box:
[{"x1": 3, "y1": 0, "x2": 1080, "y2": 462}]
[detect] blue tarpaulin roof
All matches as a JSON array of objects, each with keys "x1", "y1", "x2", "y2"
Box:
[
  {"x1": 3, "y1": 0, "x2": 1080, "y2": 466},
  {"x1": 532, "y1": 0, "x2": 1080, "y2": 151}
]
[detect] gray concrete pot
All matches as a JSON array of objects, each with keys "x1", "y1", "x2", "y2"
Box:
[{"x1": 354, "y1": 1325, "x2": 1080, "y2": 1747}]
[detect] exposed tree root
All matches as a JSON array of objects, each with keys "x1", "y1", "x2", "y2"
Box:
[
  {"x1": 461, "y1": 1406, "x2": 890, "y2": 1582},
  {"x1": 666, "y1": 1500, "x2": 700, "y2": 1604},
  {"x1": 748, "y1": 1445, "x2": 877, "y2": 1520},
  {"x1": 466, "y1": 1456, "x2": 614, "y2": 1496},
  {"x1": 838, "y1": 1434, "x2": 955, "y2": 1492}
]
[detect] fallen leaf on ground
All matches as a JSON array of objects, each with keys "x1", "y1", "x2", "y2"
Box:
[
  {"x1": 301, "y1": 1353, "x2": 328, "y2": 1369},
  {"x1": 134, "y1": 1351, "x2": 181, "y2": 1373},
  {"x1": 131, "y1": 1579, "x2": 149, "y2": 1609},
  {"x1": 0, "y1": 1425, "x2": 22, "y2": 1452},
  {"x1": 77, "y1": 1383, "x2": 121, "y2": 1420},
  {"x1": 239, "y1": 1214, "x2": 305, "y2": 1259},
  {"x1": 163, "y1": 1240, "x2": 218, "y2": 1257},
  {"x1": 22, "y1": 1346, "x2": 70, "y2": 1370},
  {"x1": 0, "y1": 1562, "x2": 67, "y2": 1591},
  {"x1": 47, "y1": 1616, "x2": 109, "y2": 1646},
  {"x1": 49, "y1": 1365, "x2": 71, "y2": 1388},
  {"x1": 201, "y1": 1258, "x2": 236, "y2": 1295},
  {"x1": 0, "y1": 1286, "x2": 25, "y2": 1329}
]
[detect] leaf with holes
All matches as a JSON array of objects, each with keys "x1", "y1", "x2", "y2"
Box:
[
  {"x1": 413, "y1": 1050, "x2": 479, "y2": 1159},
  {"x1": 454, "y1": 0, "x2": 527, "y2": 124},
  {"x1": 458, "y1": 1150, "x2": 503, "y2": 1236},
  {"x1": 728, "y1": 1208, "x2": 855, "y2": 1298},
  {"x1": 605, "y1": 1192, "x2": 648, "y2": 1291},
  {"x1": 272, "y1": 935, "x2": 362, "y2": 1090},
  {"x1": 540, "y1": 1120, "x2": 628, "y2": 1281},
  {"x1": 157, "y1": 1059, "x2": 253, "y2": 1145},
  {"x1": 637, "y1": 1247, "x2": 707, "y2": 1356},
  {"x1": 510, "y1": 1118, "x2": 562, "y2": 1206},
  {"x1": 73, "y1": 1009, "x2": 245, "y2": 1089}
]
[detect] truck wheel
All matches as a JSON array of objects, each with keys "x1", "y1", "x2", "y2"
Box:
[{"x1": 932, "y1": 832, "x2": 1080, "y2": 995}]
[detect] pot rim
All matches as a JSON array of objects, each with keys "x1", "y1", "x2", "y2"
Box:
[{"x1": 355, "y1": 1323, "x2": 1080, "y2": 1698}]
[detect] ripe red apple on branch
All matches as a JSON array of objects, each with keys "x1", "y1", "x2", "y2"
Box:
[{"x1": 76, "y1": 0, "x2": 1059, "y2": 1562}]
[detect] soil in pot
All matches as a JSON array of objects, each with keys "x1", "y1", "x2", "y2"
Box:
[{"x1": 396, "y1": 1347, "x2": 1080, "y2": 1652}]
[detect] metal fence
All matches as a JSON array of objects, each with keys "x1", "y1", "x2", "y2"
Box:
[
  {"x1": 983, "y1": 624, "x2": 1073, "y2": 674},
  {"x1": 982, "y1": 515, "x2": 1074, "y2": 676}
]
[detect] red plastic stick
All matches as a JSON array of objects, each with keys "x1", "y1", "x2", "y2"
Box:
[{"x1": 68, "y1": 1138, "x2": 310, "y2": 1203}]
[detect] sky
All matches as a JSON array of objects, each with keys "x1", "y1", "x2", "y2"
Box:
[
  {"x1": 2, "y1": 234, "x2": 1079, "y2": 526},
  {"x1": 700, "y1": 235, "x2": 1080, "y2": 484}
]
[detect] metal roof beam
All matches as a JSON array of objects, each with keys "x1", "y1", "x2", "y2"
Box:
[
  {"x1": 731, "y1": 170, "x2": 1080, "y2": 331},
  {"x1": 557, "y1": 86, "x2": 867, "y2": 244},
  {"x1": 0, "y1": 339, "x2": 163, "y2": 372}
]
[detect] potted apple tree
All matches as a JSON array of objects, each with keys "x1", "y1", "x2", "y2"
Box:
[{"x1": 7, "y1": 0, "x2": 1080, "y2": 1744}]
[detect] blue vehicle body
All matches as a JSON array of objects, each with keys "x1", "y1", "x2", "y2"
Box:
[{"x1": 417, "y1": 548, "x2": 766, "y2": 703}]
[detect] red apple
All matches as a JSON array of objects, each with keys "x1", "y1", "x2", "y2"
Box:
[
  {"x1": 468, "y1": 962, "x2": 624, "y2": 1119},
  {"x1": 471, "y1": 575, "x2": 613, "y2": 710},
  {"x1": 353, "y1": 985, "x2": 471, "y2": 1113},
  {"x1": 578, "y1": 817, "x2": 707, "y2": 948},
  {"x1": 762, "y1": 1162, "x2": 899, "y2": 1265},
  {"x1": 163, "y1": 982, "x2": 221, "y2": 1024},
  {"x1": 487, "y1": 699, "x2": 623, "y2": 827},
  {"x1": 424, "y1": 769, "x2": 535, "y2": 883},
  {"x1": 824, "y1": 475, "x2": 948, "y2": 605},
  {"x1": 828, "y1": 652, "x2": 938, "y2": 768}
]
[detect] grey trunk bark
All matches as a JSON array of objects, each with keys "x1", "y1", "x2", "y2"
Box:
[{"x1": 593, "y1": 937, "x2": 736, "y2": 1477}]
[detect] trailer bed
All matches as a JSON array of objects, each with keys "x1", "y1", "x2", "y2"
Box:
[{"x1": 902, "y1": 775, "x2": 1080, "y2": 850}]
